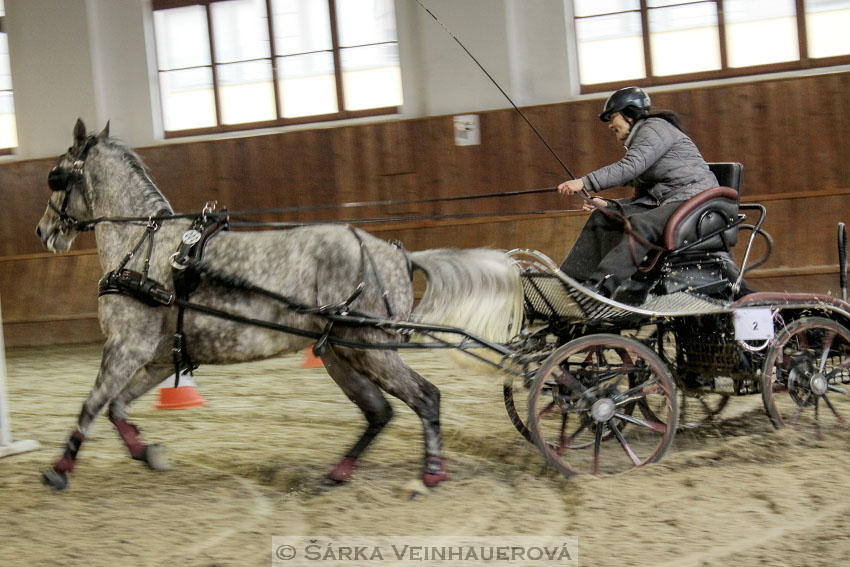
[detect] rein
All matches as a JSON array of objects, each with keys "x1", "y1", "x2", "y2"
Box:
[{"x1": 64, "y1": 185, "x2": 581, "y2": 232}]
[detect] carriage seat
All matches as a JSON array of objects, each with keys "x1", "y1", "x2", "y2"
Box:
[{"x1": 661, "y1": 162, "x2": 743, "y2": 253}]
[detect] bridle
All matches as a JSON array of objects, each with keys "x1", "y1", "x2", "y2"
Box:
[{"x1": 46, "y1": 136, "x2": 98, "y2": 233}]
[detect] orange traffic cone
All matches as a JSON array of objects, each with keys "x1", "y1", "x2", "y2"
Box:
[
  {"x1": 155, "y1": 374, "x2": 206, "y2": 410},
  {"x1": 302, "y1": 345, "x2": 324, "y2": 368}
]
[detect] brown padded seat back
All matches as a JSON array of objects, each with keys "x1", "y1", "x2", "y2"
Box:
[
  {"x1": 661, "y1": 162, "x2": 743, "y2": 252},
  {"x1": 663, "y1": 186, "x2": 739, "y2": 250}
]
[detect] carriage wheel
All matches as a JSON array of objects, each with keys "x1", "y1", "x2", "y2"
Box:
[
  {"x1": 762, "y1": 316, "x2": 850, "y2": 437},
  {"x1": 527, "y1": 334, "x2": 678, "y2": 476}
]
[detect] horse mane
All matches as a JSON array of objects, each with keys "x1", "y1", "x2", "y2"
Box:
[{"x1": 97, "y1": 137, "x2": 174, "y2": 214}]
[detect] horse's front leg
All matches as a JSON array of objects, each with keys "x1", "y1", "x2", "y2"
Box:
[
  {"x1": 107, "y1": 363, "x2": 174, "y2": 471},
  {"x1": 41, "y1": 341, "x2": 155, "y2": 491}
]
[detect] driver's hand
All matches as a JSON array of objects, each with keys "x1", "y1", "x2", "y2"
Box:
[
  {"x1": 582, "y1": 197, "x2": 607, "y2": 211},
  {"x1": 557, "y1": 178, "x2": 585, "y2": 195}
]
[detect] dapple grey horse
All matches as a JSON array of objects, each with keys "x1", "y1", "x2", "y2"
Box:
[{"x1": 35, "y1": 119, "x2": 523, "y2": 491}]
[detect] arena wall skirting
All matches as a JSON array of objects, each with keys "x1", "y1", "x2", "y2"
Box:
[{"x1": 2, "y1": 72, "x2": 848, "y2": 347}]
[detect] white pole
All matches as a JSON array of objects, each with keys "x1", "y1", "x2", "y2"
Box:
[{"x1": 0, "y1": 293, "x2": 40, "y2": 458}]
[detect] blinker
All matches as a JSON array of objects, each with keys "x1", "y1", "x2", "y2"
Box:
[{"x1": 48, "y1": 166, "x2": 69, "y2": 192}]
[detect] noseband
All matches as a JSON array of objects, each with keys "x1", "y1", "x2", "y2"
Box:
[{"x1": 47, "y1": 137, "x2": 98, "y2": 232}]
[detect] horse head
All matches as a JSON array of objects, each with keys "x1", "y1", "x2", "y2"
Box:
[{"x1": 36, "y1": 119, "x2": 109, "y2": 252}]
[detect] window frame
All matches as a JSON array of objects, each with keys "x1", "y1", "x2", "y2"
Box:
[
  {"x1": 0, "y1": 5, "x2": 14, "y2": 155},
  {"x1": 574, "y1": 0, "x2": 850, "y2": 94},
  {"x1": 151, "y1": 0, "x2": 401, "y2": 138}
]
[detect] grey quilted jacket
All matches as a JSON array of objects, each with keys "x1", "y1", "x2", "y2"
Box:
[{"x1": 583, "y1": 117, "x2": 717, "y2": 205}]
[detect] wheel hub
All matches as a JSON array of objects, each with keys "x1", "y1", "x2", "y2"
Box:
[
  {"x1": 591, "y1": 398, "x2": 616, "y2": 422},
  {"x1": 810, "y1": 373, "x2": 828, "y2": 396}
]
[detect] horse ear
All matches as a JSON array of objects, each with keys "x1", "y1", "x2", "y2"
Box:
[
  {"x1": 73, "y1": 118, "x2": 87, "y2": 146},
  {"x1": 98, "y1": 121, "x2": 110, "y2": 140}
]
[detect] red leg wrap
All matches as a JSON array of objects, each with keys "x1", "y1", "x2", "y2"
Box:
[
  {"x1": 327, "y1": 456, "x2": 359, "y2": 483},
  {"x1": 112, "y1": 418, "x2": 147, "y2": 460},
  {"x1": 423, "y1": 456, "x2": 448, "y2": 487},
  {"x1": 54, "y1": 431, "x2": 85, "y2": 473}
]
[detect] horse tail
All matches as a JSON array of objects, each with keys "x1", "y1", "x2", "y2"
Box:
[{"x1": 409, "y1": 248, "x2": 523, "y2": 343}]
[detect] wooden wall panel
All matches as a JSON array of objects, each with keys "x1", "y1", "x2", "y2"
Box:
[
  {"x1": 1, "y1": 252, "x2": 102, "y2": 346},
  {"x1": 2, "y1": 72, "x2": 849, "y2": 346}
]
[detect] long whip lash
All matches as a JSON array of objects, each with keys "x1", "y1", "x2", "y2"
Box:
[
  {"x1": 416, "y1": 1, "x2": 653, "y2": 250},
  {"x1": 415, "y1": 0, "x2": 577, "y2": 181}
]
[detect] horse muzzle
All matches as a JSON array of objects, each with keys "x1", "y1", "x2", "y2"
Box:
[{"x1": 36, "y1": 215, "x2": 75, "y2": 253}]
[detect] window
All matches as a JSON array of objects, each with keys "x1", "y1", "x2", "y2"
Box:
[
  {"x1": 152, "y1": 0, "x2": 402, "y2": 137},
  {"x1": 573, "y1": 0, "x2": 850, "y2": 92},
  {"x1": 0, "y1": 0, "x2": 17, "y2": 153}
]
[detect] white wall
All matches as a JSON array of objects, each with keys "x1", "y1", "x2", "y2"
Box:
[
  {"x1": 5, "y1": 0, "x2": 98, "y2": 158},
  {"x1": 85, "y1": 0, "x2": 157, "y2": 148},
  {"x1": 3, "y1": 0, "x2": 580, "y2": 160}
]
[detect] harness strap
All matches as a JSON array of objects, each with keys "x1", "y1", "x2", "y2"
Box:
[
  {"x1": 350, "y1": 227, "x2": 395, "y2": 318},
  {"x1": 98, "y1": 269, "x2": 174, "y2": 306},
  {"x1": 313, "y1": 320, "x2": 335, "y2": 356},
  {"x1": 170, "y1": 213, "x2": 229, "y2": 384},
  {"x1": 97, "y1": 220, "x2": 170, "y2": 305}
]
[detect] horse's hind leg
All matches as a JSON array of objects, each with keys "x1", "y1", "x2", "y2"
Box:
[
  {"x1": 331, "y1": 347, "x2": 448, "y2": 487},
  {"x1": 322, "y1": 346, "x2": 394, "y2": 483},
  {"x1": 107, "y1": 363, "x2": 173, "y2": 471},
  {"x1": 41, "y1": 340, "x2": 156, "y2": 491}
]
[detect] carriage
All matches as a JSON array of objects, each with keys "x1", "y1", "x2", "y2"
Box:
[
  {"x1": 499, "y1": 161, "x2": 850, "y2": 476},
  {"x1": 36, "y1": 121, "x2": 850, "y2": 490}
]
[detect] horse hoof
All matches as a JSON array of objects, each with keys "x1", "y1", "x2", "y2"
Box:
[
  {"x1": 399, "y1": 479, "x2": 430, "y2": 501},
  {"x1": 422, "y1": 456, "x2": 448, "y2": 488},
  {"x1": 140, "y1": 444, "x2": 171, "y2": 471},
  {"x1": 326, "y1": 456, "x2": 358, "y2": 484},
  {"x1": 41, "y1": 468, "x2": 68, "y2": 491}
]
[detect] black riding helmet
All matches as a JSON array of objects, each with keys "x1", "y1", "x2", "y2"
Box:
[{"x1": 599, "y1": 86, "x2": 651, "y2": 122}]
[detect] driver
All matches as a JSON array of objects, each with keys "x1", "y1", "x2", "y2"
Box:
[{"x1": 558, "y1": 86, "x2": 718, "y2": 301}]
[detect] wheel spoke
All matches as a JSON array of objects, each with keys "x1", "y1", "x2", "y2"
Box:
[
  {"x1": 819, "y1": 330, "x2": 836, "y2": 373},
  {"x1": 614, "y1": 411, "x2": 667, "y2": 433},
  {"x1": 616, "y1": 377, "x2": 660, "y2": 404},
  {"x1": 566, "y1": 415, "x2": 593, "y2": 449},
  {"x1": 554, "y1": 413, "x2": 570, "y2": 456},
  {"x1": 788, "y1": 391, "x2": 812, "y2": 426},
  {"x1": 637, "y1": 397, "x2": 664, "y2": 425},
  {"x1": 552, "y1": 367, "x2": 581, "y2": 390},
  {"x1": 821, "y1": 394, "x2": 847, "y2": 425},
  {"x1": 814, "y1": 397, "x2": 823, "y2": 441},
  {"x1": 538, "y1": 400, "x2": 558, "y2": 418},
  {"x1": 827, "y1": 384, "x2": 849, "y2": 395},
  {"x1": 592, "y1": 423, "x2": 603, "y2": 474},
  {"x1": 608, "y1": 421, "x2": 642, "y2": 466}
]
